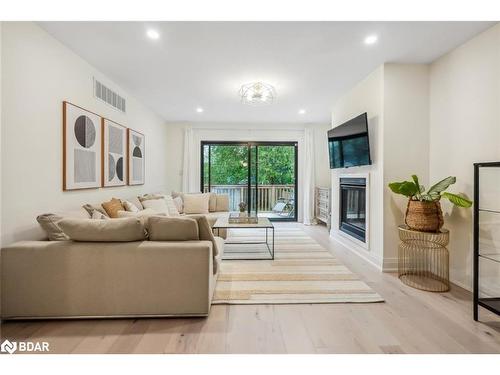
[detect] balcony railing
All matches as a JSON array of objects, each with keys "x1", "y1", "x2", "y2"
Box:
[{"x1": 203, "y1": 184, "x2": 295, "y2": 214}]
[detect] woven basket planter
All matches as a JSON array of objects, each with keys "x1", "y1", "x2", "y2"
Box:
[{"x1": 405, "y1": 200, "x2": 444, "y2": 232}]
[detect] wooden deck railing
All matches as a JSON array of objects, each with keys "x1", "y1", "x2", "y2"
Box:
[{"x1": 203, "y1": 184, "x2": 295, "y2": 212}]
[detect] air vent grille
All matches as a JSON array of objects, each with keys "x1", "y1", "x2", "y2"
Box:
[{"x1": 94, "y1": 78, "x2": 126, "y2": 113}]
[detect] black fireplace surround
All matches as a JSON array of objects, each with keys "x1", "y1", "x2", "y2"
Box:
[{"x1": 339, "y1": 177, "x2": 366, "y2": 242}]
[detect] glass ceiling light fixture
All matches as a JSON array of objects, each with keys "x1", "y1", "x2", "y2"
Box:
[{"x1": 239, "y1": 82, "x2": 276, "y2": 105}]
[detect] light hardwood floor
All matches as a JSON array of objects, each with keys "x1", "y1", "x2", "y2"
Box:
[{"x1": 1, "y1": 223, "x2": 499, "y2": 354}]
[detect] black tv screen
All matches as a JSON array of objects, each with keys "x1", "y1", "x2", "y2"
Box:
[{"x1": 328, "y1": 113, "x2": 371, "y2": 169}]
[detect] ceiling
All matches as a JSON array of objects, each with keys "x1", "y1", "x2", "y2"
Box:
[{"x1": 39, "y1": 21, "x2": 495, "y2": 124}]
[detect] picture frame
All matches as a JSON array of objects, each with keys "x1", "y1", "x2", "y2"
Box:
[
  {"x1": 102, "y1": 118, "x2": 127, "y2": 187},
  {"x1": 127, "y1": 128, "x2": 145, "y2": 185},
  {"x1": 63, "y1": 101, "x2": 102, "y2": 190}
]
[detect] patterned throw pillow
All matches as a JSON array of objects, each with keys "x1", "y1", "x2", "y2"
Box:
[
  {"x1": 82, "y1": 204, "x2": 109, "y2": 218},
  {"x1": 36, "y1": 213, "x2": 69, "y2": 241},
  {"x1": 173, "y1": 196, "x2": 183, "y2": 213},
  {"x1": 122, "y1": 199, "x2": 140, "y2": 213}
]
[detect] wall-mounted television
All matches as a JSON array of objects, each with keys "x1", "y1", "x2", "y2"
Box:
[{"x1": 328, "y1": 112, "x2": 371, "y2": 169}]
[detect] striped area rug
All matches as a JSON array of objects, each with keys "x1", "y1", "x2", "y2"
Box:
[{"x1": 212, "y1": 226, "x2": 384, "y2": 304}]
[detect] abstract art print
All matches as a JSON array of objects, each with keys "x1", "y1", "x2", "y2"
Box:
[
  {"x1": 102, "y1": 119, "x2": 127, "y2": 187},
  {"x1": 63, "y1": 102, "x2": 102, "y2": 190},
  {"x1": 127, "y1": 129, "x2": 145, "y2": 185}
]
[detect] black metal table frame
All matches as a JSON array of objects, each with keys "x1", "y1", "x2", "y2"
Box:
[{"x1": 213, "y1": 226, "x2": 275, "y2": 260}]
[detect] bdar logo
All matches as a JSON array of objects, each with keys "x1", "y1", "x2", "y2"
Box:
[{"x1": 1, "y1": 339, "x2": 17, "y2": 354}]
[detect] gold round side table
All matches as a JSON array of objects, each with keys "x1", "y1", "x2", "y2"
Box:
[{"x1": 397, "y1": 225, "x2": 450, "y2": 292}]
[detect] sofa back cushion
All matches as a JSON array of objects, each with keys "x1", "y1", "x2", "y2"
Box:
[
  {"x1": 183, "y1": 193, "x2": 210, "y2": 214},
  {"x1": 59, "y1": 217, "x2": 146, "y2": 242},
  {"x1": 148, "y1": 216, "x2": 200, "y2": 241},
  {"x1": 215, "y1": 194, "x2": 230, "y2": 212}
]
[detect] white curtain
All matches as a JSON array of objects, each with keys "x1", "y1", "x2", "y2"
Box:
[
  {"x1": 303, "y1": 127, "x2": 316, "y2": 225},
  {"x1": 181, "y1": 126, "x2": 197, "y2": 192}
]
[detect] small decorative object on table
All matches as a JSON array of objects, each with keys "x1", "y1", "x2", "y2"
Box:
[
  {"x1": 398, "y1": 225, "x2": 450, "y2": 292},
  {"x1": 238, "y1": 201, "x2": 247, "y2": 213},
  {"x1": 389, "y1": 175, "x2": 472, "y2": 232},
  {"x1": 228, "y1": 212, "x2": 258, "y2": 224}
]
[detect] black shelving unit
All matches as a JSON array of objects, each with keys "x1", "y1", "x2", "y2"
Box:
[{"x1": 473, "y1": 162, "x2": 500, "y2": 321}]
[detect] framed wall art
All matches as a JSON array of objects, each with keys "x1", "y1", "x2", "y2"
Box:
[
  {"x1": 63, "y1": 101, "x2": 102, "y2": 190},
  {"x1": 102, "y1": 118, "x2": 127, "y2": 187},
  {"x1": 127, "y1": 128, "x2": 145, "y2": 185}
]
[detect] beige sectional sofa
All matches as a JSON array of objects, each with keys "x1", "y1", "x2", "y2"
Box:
[{"x1": 0, "y1": 193, "x2": 230, "y2": 320}]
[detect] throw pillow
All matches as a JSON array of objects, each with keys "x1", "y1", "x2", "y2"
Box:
[
  {"x1": 183, "y1": 193, "x2": 210, "y2": 214},
  {"x1": 148, "y1": 216, "x2": 200, "y2": 241},
  {"x1": 141, "y1": 198, "x2": 170, "y2": 215},
  {"x1": 173, "y1": 196, "x2": 183, "y2": 213},
  {"x1": 82, "y1": 203, "x2": 109, "y2": 218},
  {"x1": 58, "y1": 217, "x2": 146, "y2": 242},
  {"x1": 122, "y1": 199, "x2": 140, "y2": 213},
  {"x1": 36, "y1": 213, "x2": 69, "y2": 241},
  {"x1": 215, "y1": 194, "x2": 230, "y2": 212},
  {"x1": 208, "y1": 192, "x2": 217, "y2": 212},
  {"x1": 164, "y1": 195, "x2": 180, "y2": 216},
  {"x1": 101, "y1": 198, "x2": 124, "y2": 218}
]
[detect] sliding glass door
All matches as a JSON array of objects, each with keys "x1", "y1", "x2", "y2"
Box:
[{"x1": 201, "y1": 141, "x2": 297, "y2": 221}]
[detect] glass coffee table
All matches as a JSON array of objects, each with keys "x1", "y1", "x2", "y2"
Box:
[{"x1": 212, "y1": 216, "x2": 274, "y2": 260}]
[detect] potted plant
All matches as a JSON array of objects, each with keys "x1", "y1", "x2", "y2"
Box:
[
  {"x1": 388, "y1": 175, "x2": 472, "y2": 232},
  {"x1": 238, "y1": 201, "x2": 247, "y2": 217}
]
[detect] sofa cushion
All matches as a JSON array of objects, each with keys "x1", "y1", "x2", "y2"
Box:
[
  {"x1": 215, "y1": 194, "x2": 230, "y2": 212},
  {"x1": 141, "y1": 198, "x2": 169, "y2": 215},
  {"x1": 148, "y1": 216, "x2": 200, "y2": 241},
  {"x1": 208, "y1": 193, "x2": 217, "y2": 212},
  {"x1": 59, "y1": 217, "x2": 146, "y2": 242},
  {"x1": 187, "y1": 215, "x2": 221, "y2": 257},
  {"x1": 183, "y1": 193, "x2": 210, "y2": 214},
  {"x1": 101, "y1": 198, "x2": 124, "y2": 218},
  {"x1": 36, "y1": 214, "x2": 70, "y2": 241},
  {"x1": 116, "y1": 208, "x2": 158, "y2": 218}
]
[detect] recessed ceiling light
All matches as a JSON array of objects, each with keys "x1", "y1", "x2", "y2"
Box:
[
  {"x1": 196, "y1": 107, "x2": 204, "y2": 113},
  {"x1": 298, "y1": 109, "x2": 306, "y2": 115},
  {"x1": 364, "y1": 34, "x2": 378, "y2": 45},
  {"x1": 146, "y1": 29, "x2": 160, "y2": 40}
]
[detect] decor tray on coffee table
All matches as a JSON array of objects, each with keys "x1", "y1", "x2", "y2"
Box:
[{"x1": 213, "y1": 216, "x2": 274, "y2": 260}]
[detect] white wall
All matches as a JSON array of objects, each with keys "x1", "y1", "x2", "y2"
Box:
[
  {"x1": 1, "y1": 22, "x2": 169, "y2": 246},
  {"x1": 330, "y1": 66, "x2": 385, "y2": 269},
  {"x1": 429, "y1": 23, "x2": 500, "y2": 289},
  {"x1": 383, "y1": 64, "x2": 430, "y2": 270}
]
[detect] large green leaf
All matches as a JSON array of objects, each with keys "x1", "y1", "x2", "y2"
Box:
[
  {"x1": 388, "y1": 181, "x2": 418, "y2": 197},
  {"x1": 427, "y1": 176, "x2": 456, "y2": 195},
  {"x1": 441, "y1": 192, "x2": 473, "y2": 208},
  {"x1": 411, "y1": 175, "x2": 422, "y2": 194}
]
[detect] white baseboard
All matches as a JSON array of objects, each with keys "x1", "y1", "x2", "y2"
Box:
[{"x1": 330, "y1": 230, "x2": 383, "y2": 270}]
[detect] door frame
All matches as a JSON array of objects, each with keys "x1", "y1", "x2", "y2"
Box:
[{"x1": 200, "y1": 140, "x2": 298, "y2": 222}]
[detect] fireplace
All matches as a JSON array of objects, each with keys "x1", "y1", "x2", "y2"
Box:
[{"x1": 339, "y1": 177, "x2": 366, "y2": 242}]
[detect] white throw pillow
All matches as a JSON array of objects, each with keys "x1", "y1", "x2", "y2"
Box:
[
  {"x1": 141, "y1": 199, "x2": 170, "y2": 215},
  {"x1": 173, "y1": 196, "x2": 183, "y2": 213},
  {"x1": 122, "y1": 199, "x2": 140, "y2": 213},
  {"x1": 183, "y1": 193, "x2": 210, "y2": 214},
  {"x1": 163, "y1": 195, "x2": 180, "y2": 216}
]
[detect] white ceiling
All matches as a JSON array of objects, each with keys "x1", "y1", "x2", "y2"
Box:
[{"x1": 39, "y1": 21, "x2": 495, "y2": 124}]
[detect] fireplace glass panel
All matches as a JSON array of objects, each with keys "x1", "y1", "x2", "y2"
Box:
[{"x1": 339, "y1": 178, "x2": 366, "y2": 242}]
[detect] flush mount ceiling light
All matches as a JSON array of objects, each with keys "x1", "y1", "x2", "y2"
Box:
[
  {"x1": 364, "y1": 34, "x2": 378, "y2": 45},
  {"x1": 298, "y1": 109, "x2": 306, "y2": 115},
  {"x1": 146, "y1": 29, "x2": 160, "y2": 40},
  {"x1": 196, "y1": 107, "x2": 204, "y2": 113},
  {"x1": 239, "y1": 82, "x2": 276, "y2": 105}
]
